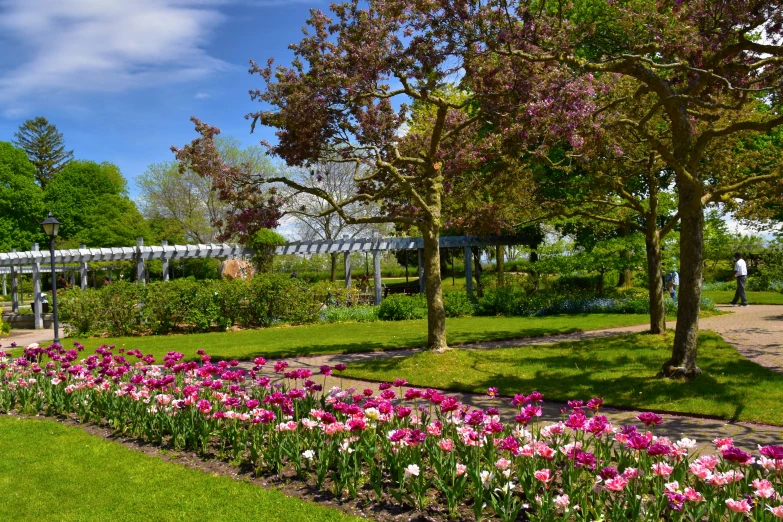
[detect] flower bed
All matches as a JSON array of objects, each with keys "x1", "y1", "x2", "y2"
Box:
[{"x1": 2, "y1": 343, "x2": 783, "y2": 521}]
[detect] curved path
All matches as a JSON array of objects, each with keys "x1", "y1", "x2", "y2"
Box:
[{"x1": 701, "y1": 305, "x2": 783, "y2": 372}]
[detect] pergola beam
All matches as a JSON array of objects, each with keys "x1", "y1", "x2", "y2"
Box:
[{"x1": 0, "y1": 235, "x2": 523, "y2": 267}]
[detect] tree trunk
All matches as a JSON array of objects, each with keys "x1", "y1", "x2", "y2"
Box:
[
  {"x1": 645, "y1": 229, "x2": 666, "y2": 334},
  {"x1": 616, "y1": 226, "x2": 633, "y2": 288},
  {"x1": 496, "y1": 245, "x2": 504, "y2": 274},
  {"x1": 473, "y1": 249, "x2": 484, "y2": 298},
  {"x1": 330, "y1": 253, "x2": 338, "y2": 282},
  {"x1": 617, "y1": 267, "x2": 633, "y2": 288},
  {"x1": 422, "y1": 225, "x2": 448, "y2": 352},
  {"x1": 529, "y1": 249, "x2": 540, "y2": 291},
  {"x1": 663, "y1": 187, "x2": 704, "y2": 378},
  {"x1": 597, "y1": 269, "x2": 605, "y2": 297}
]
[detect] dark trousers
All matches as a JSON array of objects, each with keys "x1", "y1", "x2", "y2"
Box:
[{"x1": 732, "y1": 275, "x2": 747, "y2": 305}]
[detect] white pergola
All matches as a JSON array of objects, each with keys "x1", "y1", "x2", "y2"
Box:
[{"x1": 1, "y1": 235, "x2": 521, "y2": 329}]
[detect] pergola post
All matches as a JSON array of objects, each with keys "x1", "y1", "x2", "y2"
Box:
[
  {"x1": 31, "y1": 243, "x2": 43, "y2": 329},
  {"x1": 344, "y1": 251, "x2": 352, "y2": 289},
  {"x1": 10, "y1": 250, "x2": 18, "y2": 313},
  {"x1": 1, "y1": 273, "x2": 5, "y2": 296},
  {"x1": 162, "y1": 240, "x2": 170, "y2": 281},
  {"x1": 80, "y1": 245, "x2": 88, "y2": 291},
  {"x1": 417, "y1": 249, "x2": 425, "y2": 294},
  {"x1": 373, "y1": 249, "x2": 382, "y2": 305},
  {"x1": 136, "y1": 237, "x2": 145, "y2": 285},
  {"x1": 465, "y1": 246, "x2": 473, "y2": 298}
]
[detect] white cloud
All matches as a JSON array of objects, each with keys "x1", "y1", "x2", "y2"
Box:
[
  {"x1": 195, "y1": 92, "x2": 212, "y2": 99},
  {"x1": 0, "y1": 0, "x2": 231, "y2": 105}
]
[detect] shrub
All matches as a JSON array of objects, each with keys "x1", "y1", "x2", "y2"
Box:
[
  {"x1": 0, "y1": 317, "x2": 9, "y2": 335},
  {"x1": 59, "y1": 288, "x2": 105, "y2": 335},
  {"x1": 378, "y1": 294, "x2": 427, "y2": 321},
  {"x1": 319, "y1": 305, "x2": 379, "y2": 323},
  {"x1": 474, "y1": 282, "x2": 712, "y2": 318},
  {"x1": 702, "y1": 280, "x2": 736, "y2": 292},
  {"x1": 143, "y1": 280, "x2": 188, "y2": 334},
  {"x1": 443, "y1": 291, "x2": 475, "y2": 317},
  {"x1": 60, "y1": 275, "x2": 323, "y2": 336},
  {"x1": 310, "y1": 281, "x2": 364, "y2": 307},
  {"x1": 248, "y1": 275, "x2": 320, "y2": 326}
]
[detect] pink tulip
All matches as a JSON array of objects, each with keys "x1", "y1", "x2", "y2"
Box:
[
  {"x1": 652, "y1": 462, "x2": 674, "y2": 477},
  {"x1": 684, "y1": 488, "x2": 704, "y2": 502},
  {"x1": 725, "y1": 498, "x2": 752, "y2": 513},
  {"x1": 753, "y1": 479, "x2": 777, "y2": 499},
  {"x1": 604, "y1": 476, "x2": 628, "y2": 491},
  {"x1": 622, "y1": 467, "x2": 640, "y2": 480},
  {"x1": 534, "y1": 468, "x2": 552, "y2": 484},
  {"x1": 438, "y1": 438, "x2": 453, "y2": 452},
  {"x1": 495, "y1": 458, "x2": 511, "y2": 471},
  {"x1": 553, "y1": 494, "x2": 570, "y2": 509}
]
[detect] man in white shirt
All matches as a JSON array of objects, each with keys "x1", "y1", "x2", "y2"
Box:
[{"x1": 730, "y1": 252, "x2": 748, "y2": 306}]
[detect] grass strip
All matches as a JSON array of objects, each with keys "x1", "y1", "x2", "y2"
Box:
[
  {"x1": 702, "y1": 290, "x2": 783, "y2": 305},
  {"x1": 67, "y1": 314, "x2": 651, "y2": 361},
  {"x1": 0, "y1": 416, "x2": 359, "y2": 522}
]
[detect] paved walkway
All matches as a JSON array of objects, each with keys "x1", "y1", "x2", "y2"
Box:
[
  {"x1": 701, "y1": 305, "x2": 783, "y2": 372},
  {"x1": 0, "y1": 327, "x2": 63, "y2": 349}
]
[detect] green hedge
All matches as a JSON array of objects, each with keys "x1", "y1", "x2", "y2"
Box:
[
  {"x1": 378, "y1": 292, "x2": 476, "y2": 321},
  {"x1": 378, "y1": 294, "x2": 428, "y2": 321},
  {"x1": 474, "y1": 284, "x2": 714, "y2": 317},
  {"x1": 60, "y1": 276, "x2": 321, "y2": 337}
]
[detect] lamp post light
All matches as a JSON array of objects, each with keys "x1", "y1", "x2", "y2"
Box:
[{"x1": 40, "y1": 212, "x2": 61, "y2": 344}]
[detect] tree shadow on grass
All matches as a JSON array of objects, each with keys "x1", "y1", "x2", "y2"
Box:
[{"x1": 346, "y1": 332, "x2": 783, "y2": 426}]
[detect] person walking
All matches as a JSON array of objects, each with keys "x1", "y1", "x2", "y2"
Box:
[
  {"x1": 730, "y1": 252, "x2": 748, "y2": 307},
  {"x1": 669, "y1": 269, "x2": 679, "y2": 299}
]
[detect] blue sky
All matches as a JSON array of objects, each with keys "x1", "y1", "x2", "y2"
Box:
[{"x1": 0, "y1": 0, "x2": 325, "y2": 199}]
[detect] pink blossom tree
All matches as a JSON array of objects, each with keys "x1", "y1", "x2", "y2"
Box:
[{"x1": 464, "y1": 0, "x2": 783, "y2": 377}]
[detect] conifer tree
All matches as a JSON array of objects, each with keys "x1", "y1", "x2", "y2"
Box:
[{"x1": 13, "y1": 117, "x2": 73, "y2": 187}]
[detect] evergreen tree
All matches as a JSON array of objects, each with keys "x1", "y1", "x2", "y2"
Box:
[{"x1": 12, "y1": 117, "x2": 73, "y2": 187}]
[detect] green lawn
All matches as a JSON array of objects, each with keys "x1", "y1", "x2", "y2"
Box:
[
  {"x1": 0, "y1": 416, "x2": 358, "y2": 522},
  {"x1": 342, "y1": 331, "x2": 783, "y2": 426},
  {"x1": 68, "y1": 314, "x2": 651, "y2": 362},
  {"x1": 703, "y1": 290, "x2": 783, "y2": 305}
]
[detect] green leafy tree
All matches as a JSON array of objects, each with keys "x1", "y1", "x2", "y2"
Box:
[
  {"x1": 284, "y1": 162, "x2": 383, "y2": 281},
  {"x1": 532, "y1": 134, "x2": 680, "y2": 333},
  {"x1": 44, "y1": 161, "x2": 148, "y2": 247},
  {"x1": 246, "y1": 228, "x2": 287, "y2": 273},
  {"x1": 0, "y1": 142, "x2": 45, "y2": 251},
  {"x1": 13, "y1": 117, "x2": 73, "y2": 187},
  {"x1": 468, "y1": 0, "x2": 783, "y2": 377},
  {"x1": 140, "y1": 137, "x2": 274, "y2": 243},
  {"x1": 703, "y1": 211, "x2": 733, "y2": 273}
]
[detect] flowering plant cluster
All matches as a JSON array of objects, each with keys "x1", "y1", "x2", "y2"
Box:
[{"x1": 2, "y1": 343, "x2": 783, "y2": 521}]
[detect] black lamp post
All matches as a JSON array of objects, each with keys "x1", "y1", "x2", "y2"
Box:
[{"x1": 40, "y1": 212, "x2": 61, "y2": 344}]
